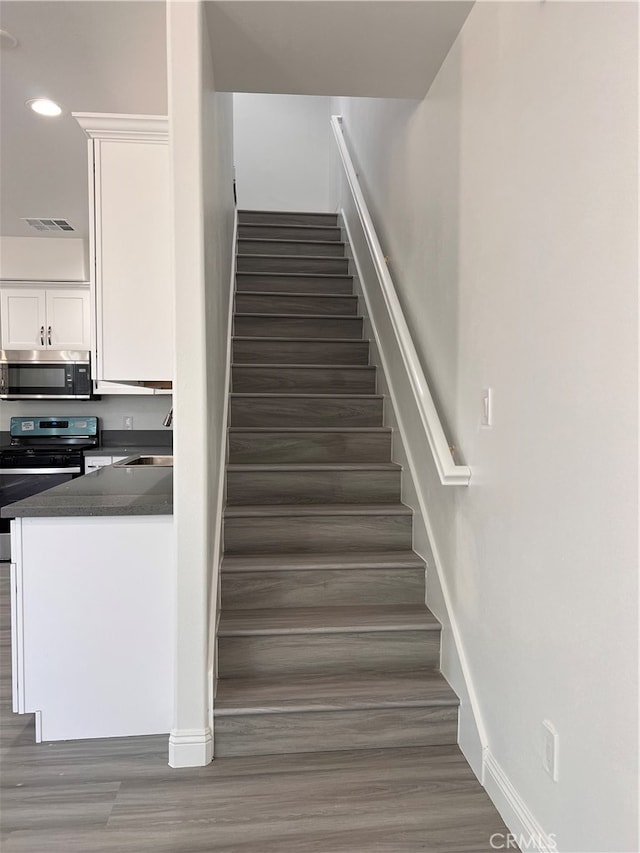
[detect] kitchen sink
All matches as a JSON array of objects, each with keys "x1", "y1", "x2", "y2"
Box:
[{"x1": 114, "y1": 455, "x2": 173, "y2": 467}]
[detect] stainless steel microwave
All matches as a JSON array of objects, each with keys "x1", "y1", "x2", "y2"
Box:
[{"x1": 0, "y1": 351, "x2": 93, "y2": 400}]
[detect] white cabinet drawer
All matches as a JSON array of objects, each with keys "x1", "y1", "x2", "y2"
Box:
[{"x1": 84, "y1": 456, "x2": 113, "y2": 472}]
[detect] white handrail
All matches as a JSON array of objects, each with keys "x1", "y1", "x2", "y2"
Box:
[{"x1": 331, "y1": 115, "x2": 470, "y2": 487}]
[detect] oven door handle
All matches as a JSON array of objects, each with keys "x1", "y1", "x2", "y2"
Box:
[
  {"x1": 0, "y1": 467, "x2": 82, "y2": 475},
  {"x1": 0, "y1": 395, "x2": 91, "y2": 401}
]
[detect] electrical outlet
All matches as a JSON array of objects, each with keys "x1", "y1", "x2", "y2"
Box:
[
  {"x1": 481, "y1": 388, "x2": 493, "y2": 427},
  {"x1": 123, "y1": 416, "x2": 134, "y2": 430},
  {"x1": 542, "y1": 720, "x2": 559, "y2": 781}
]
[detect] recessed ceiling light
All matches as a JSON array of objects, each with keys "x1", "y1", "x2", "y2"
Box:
[{"x1": 26, "y1": 98, "x2": 63, "y2": 117}]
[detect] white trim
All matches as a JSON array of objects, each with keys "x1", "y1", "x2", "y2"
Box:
[
  {"x1": 483, "y1": 750, "x2": 558, "y2": 853},
  {"x1": 92, "y1": 138, "x2": 104, "y2": 381},
  {"x1": 79, "y1": 131, "x2": 100, "y2": 386},
  {"x1": 341, "y1": 211, "x2": 489, "y2": 763},
  {"x1": 10, "y1": 519, "x2": 24, "y2": 715},
  {"x1": 168, "y1": 728, "x2": 213, "y2": 768},
  {"x1": 331, "y1": 115, "x2": 470, "y2": 487},
  {"x1": 34, "y1": 710, "x2": 42, "y2": 744},
  {"x1": 72, "y1": 112, "x2": 169, "y2": 141},
  {"x1": 0, "y1": 280, "x2": 89, "y2": 288},
  {"x1": 208, "y1": 208, "x2": 237, "y2": 735}
]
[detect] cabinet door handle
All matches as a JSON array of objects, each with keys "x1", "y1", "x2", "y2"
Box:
[
  {"x1": 40, "y1": 325, "x2": 45, "y2": 346},
  {"x1": 47, "y1": 326, "x2": 52, "y2": 346}
]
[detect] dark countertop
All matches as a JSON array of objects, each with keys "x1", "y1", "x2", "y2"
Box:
[{"x1": 1, "y1": 465, "x2": 173, "y2": 518}]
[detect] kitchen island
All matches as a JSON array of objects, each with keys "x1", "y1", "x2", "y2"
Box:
[
  {"x1": 2, "y1": 464, "x2": 174, "y2": 743},
  {"x1": 6, "y1": 463, "x2": 173, "y2": 517}
]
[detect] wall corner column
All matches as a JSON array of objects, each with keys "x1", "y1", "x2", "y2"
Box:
[{"x1": 166, "y1": 0, "x2": 211, "y2": 768}]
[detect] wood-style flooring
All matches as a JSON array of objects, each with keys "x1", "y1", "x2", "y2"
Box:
[{"x1": 0, "y1": 563, "x2": 509, "y2": 851}]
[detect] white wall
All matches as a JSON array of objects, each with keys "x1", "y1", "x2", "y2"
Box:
[
  {"x1": 0, "y1": 236, "x2": 88, "y2": 281},
  {"x1": 166, "y1": 0, "x2": 235, "y2": 768},
  {"x1": 336, "y1": 3, "x2": 638, "y2": 851},
  {"x1": 0, "y1": 395, "x2": 171, "y2": 432},
  {"x1": 233, "y1": 93, "x2": 338, "y2": 212}
]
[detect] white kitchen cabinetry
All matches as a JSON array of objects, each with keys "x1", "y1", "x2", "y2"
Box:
[
  {"x1": 11, "y1": 515, "x2": 174, "y2": 741},
  {"x1": 0, "y1": 285, "x2": 90, "y2": 351},
  {"x1": 84, "y1": 455, "x2": 127, "y2": 473},
  {"x1": 73, "y1": 113, "x2": 172, "y2": 391}
]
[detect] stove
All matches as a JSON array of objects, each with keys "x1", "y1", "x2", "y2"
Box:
[{"x1": 0, "y1": 416, "x2": 99, "y2": 559}]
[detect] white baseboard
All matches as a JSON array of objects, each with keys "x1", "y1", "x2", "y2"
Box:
[
  {"x1": 168, "y1": 728, "x2": 213, "y2": 768},
  {"x1": 483, "y1": 750, "x2": 557, "y2": 853},
  {"x1": 34, "y1": 710, "x2": 42, "y2": 743}
]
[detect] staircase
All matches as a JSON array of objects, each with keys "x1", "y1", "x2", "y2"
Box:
[{"x1": 214, "y1": 210, "x2": 459, "y2": 757}]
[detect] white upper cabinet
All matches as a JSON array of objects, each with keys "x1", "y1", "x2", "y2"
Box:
[
  {"x1": 0, "y1": 288, "x2": 45, "y2": 350},
  {"x1": 46, "y1": 290, "x2": 90, "y2": 350},
  {"x1": 1, "y1": 286, "x2": 90, "y2": 352},
  {"x1": 73, "y1": 114, "x2": 172, "y2": 386}
]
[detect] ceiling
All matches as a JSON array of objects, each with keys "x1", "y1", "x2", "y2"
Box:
[
  {"x1": 205, "y1": 1, "x2": 473, "y2": 98},
  {"x1": 0, "y1": 0, "x2": 472, "y2": 242},
  {"x1": 0, "y1": 1, "x2": 167, "y2": 240}
]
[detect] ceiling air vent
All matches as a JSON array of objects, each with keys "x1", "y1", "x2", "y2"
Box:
[{"x1": 22, "y1": 217, "x2": 75, "y2": 233}]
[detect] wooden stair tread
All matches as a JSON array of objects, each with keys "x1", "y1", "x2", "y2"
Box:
[
  {"x1": 233, "y1": 336, "x2": 364, "y2": 342},
  {"x1": 218, "y1": 604, "x2": 439, "y2": 636},
  {"x1": 238, "y1": 238, "x2": 344, "y2": 247},
  {"x1": 226, "y1": 462, "x2": 400, "y2": 472},
  {"x1": 224, "y1": 503, "x2": 412, "y2": 518},
  {"x1": 236, "y1": 292, "x2": 355, "y2": 299},
  {"x1": 237, "y1": 292, "x2": 352, "y2": 297},
  {"x1": 215, "y1": 670, "x2": 458, "y2": 715},
  {"x1": 221, "y1": 550, "x2": 424, "y2": 572},
  {"x1": 237, "y1": 254, "x2": 348, "y2": 261},
  {"x1": 235, "y1": 312, "x2": 361, "y2": 320},
  {"x1": 237, "y1": 272, "x2": 351, "y2": 279},
  {"x1": 239, "y1": 223, "x2": 341, "y2": 233},
  {"x1": 230, "y1": 393, "x2": 382, "y2": 398},
  {"x1": 239, "y1": 221, "x2": 341, "y2": 228},
  {"x1": 228, "y1": 426, "x2": 391, "y2": 433},
  {"x1": 239, "y1": 209, "x2": 337, "y2": 215},
  {"x1": 232, "y1": 363, "x2": 374, "y2": 370}
]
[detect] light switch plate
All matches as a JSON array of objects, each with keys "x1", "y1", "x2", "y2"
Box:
[{"x1": 481, "y1": 388, "x2": 493, "y2": 427}]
